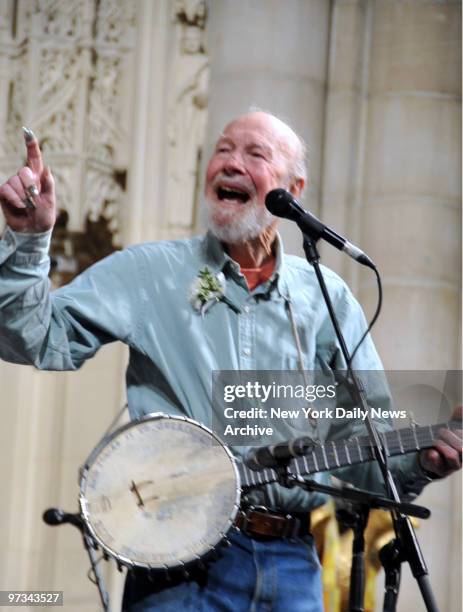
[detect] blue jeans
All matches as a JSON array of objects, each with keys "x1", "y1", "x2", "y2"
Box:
[{"x1": 122, "y1": 530, "x2": 323, "y2": 611}]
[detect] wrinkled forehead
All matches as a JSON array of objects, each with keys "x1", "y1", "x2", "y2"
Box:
[{"x1": 218, "y1": 116, "x2": 298, "y2": 160}]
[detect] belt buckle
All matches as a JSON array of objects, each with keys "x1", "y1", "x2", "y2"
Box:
[{"x1": 239, "y1": 505, "x2": 268, "y2": 534}]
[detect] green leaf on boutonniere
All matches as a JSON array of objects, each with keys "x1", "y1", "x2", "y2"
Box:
[{"x1": 189, "y1": 267, "x2": 241, "y2": 317}]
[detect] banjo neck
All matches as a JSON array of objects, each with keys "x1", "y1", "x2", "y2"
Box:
[{"x1": 237, "y1": 421, "x2": 453, "y2": 489}]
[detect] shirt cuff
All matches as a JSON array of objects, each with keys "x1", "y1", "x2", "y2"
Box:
[
  {"x1": 0, "y1": 226, "x2": 52, "y2": 265},
  {"x1": 399, "y1": 453, "x2": 435, "y2": 498},
  {"x1": 7, "y1": 225, "x2": 52, "y2": 250},
  {"x1": 416, "y1": 450, "x2": 442, "y2": 481}
]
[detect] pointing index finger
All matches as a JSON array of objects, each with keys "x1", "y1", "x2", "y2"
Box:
[{"x1": 22, "y1": 126, "x2": 44, "y2": 177}]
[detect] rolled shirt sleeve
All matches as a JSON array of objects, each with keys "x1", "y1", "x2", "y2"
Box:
[{"x1": 0, "y1": 226, "x2": 143, "y2": 370}]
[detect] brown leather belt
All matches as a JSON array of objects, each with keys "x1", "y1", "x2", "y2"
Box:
[{"x1": 235, "y1": 507, "x2": 311, "y2": 540}]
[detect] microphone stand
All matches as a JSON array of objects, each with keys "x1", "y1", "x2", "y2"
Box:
[
  {"x1": 278, "y1": 473, "x2": 430, "y2": 612},
  {"x1": 43, "y1": 508, "x2": 111, "y2": 611},
  {"x1": 82, "y1": 526, "x2": 111, "y2": 612},
  {"x1": 301, "y1": 234, "x2": 438, "y2": 612},
  {"x1": 336, "y1": 502, "x2": 370, "y2": 612},
  {"x1": 379, "y1": 539, "x2": 402, "y2": 612}
]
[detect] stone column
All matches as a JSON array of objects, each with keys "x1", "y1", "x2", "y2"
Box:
[
  {"x1": 364, "y1": 4, "x2": 461, "y2": 609},
  {"x1": 321, "y1": 1, "x2": 461, "y2": 609},
  {"x1": 201, "y1": 0, "x2": 332, "y2": 254},
  {"x1": 360, "y1": 0, "x2": 461, "y2": 372}
]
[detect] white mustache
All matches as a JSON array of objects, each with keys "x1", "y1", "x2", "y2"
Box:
[{"x1": 212, "y1": 174, "x2": 256, "y2": 197}]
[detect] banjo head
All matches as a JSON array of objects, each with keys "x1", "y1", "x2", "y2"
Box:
[{"x1": 79, "y1": 414, "x2": 241, "y2": 569}]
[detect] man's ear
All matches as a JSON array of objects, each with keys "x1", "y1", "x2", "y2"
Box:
[{"x1": 288, "y1": 177, "x2": 305, "y2": 199}]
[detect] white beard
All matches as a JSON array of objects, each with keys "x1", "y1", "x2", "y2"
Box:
[{"x1": 204, "y1": 196, "x2": 275, "y2": 244}]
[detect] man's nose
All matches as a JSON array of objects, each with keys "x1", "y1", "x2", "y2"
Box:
[{"x1": 222, "y1": 151, "x2": 245, "y2": 175}]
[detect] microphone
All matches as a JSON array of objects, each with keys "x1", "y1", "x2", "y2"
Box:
[
  {"x1": 42, "y1": 507, "x2": 84, "y2": 530},
  {"x1": 265, "y1": 188, "x2": 375, "y2": 269},
  {"x1": 246, "y1": 436, "x2": 315, "y2": 471}
]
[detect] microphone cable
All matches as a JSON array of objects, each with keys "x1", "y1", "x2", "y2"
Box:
[{"x1": 347, "y1": 264, "x2": 383, "y2": 369}]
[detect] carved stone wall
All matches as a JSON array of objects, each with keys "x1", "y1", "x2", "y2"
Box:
[
  {"x1": 0, "y1": 2, "x2": 211, "y2": 610},
  {"x1": 0, "y1": 0, "x2": 137, "y2": 243},
  {"x1": 165, "y1": 0, "x2": 209, "y2": 231}
]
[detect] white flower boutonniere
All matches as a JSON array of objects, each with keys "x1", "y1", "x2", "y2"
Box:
[{"x1": 190, "y1": 267, "x2": 240, "y2": 317}]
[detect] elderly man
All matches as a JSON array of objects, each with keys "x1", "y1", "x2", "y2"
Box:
[{"x1": 0, "y1": 112, "x2": 461, "y2": 611}]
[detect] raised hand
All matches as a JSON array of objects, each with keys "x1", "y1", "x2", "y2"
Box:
[{"x1": 0, "y1": 127, "x2": 56, "y2": 233}]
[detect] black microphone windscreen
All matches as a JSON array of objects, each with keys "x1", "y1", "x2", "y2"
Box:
[
  {"x1": 42, "y1": 508, "x2": 65, "y2": 525},
  {"x1": 265, "y1": 188, "x2": 294, "y2": 217}
]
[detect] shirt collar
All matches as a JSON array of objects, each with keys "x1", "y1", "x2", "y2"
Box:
[{"x1": 202, "y1": 230, "x2": 287, "y2": 296}]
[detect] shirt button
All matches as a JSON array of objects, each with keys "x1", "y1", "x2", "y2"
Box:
[
  {"x1": 243, "y1": 305, "x2": 250, "y2": 314},
  {"x1": 243, "y1": 348, "x2": 251, "y2": 357}
]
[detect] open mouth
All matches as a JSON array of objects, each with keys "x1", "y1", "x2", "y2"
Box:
[{"x1": 216, "y1": 186, "x2": 251, "y2": 204}]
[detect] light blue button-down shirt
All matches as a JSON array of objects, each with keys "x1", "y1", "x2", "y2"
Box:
[{"x1": 0, "y1": 226, "x2": 430, "y2": 510}]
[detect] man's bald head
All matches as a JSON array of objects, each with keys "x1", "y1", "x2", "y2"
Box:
[{"x1": 222, "y1": 111, "x2": 307, "y2": 186}]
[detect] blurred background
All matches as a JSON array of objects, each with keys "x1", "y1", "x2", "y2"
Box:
[{"x1": 0, "y1": 0, "x2": 461, "y2": 610}]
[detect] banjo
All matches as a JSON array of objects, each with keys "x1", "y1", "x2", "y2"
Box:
[{"x1": 79, "y1": 412, "x2": 454, "y2": 571}]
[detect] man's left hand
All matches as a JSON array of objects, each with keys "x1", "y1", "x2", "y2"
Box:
[{"x1": 419, "y1": 406, "x2": 462, "y2": 478}]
